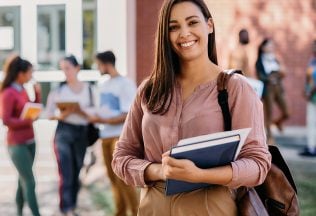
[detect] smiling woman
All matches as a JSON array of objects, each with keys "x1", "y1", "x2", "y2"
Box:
[{"x1": 112, "y1": 0, "x2": 271, "y2": 215}]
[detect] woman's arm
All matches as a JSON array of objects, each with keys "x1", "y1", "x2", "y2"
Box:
[
  {"x1": 33, "y1": 83, "x2": 42, "y2": 103},
  {"x1": 112, "y1": 88, "x2": 153, "y2": 187},
  {"x1": 44, "y1": 90, "x2": 72, "y2": 121},
  {"x1": 144, "y1": 163, "x2": 164, "y2": 182},
  {"x1": 226, "y1": 75, "x2": 271, "y2": 188},
  {"x1": 255, "y1": 59, "x2": 269, "y2": 82}
]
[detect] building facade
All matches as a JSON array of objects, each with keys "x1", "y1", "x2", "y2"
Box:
[
  {"x1": 136, "y1": 0, "x2": 316, "y2": 126},
  {"x1": 0, "y1": 0, "x2": 315, "y2": 125}
]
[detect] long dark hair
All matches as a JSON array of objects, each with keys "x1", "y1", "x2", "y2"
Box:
[
  {"x1": 62, "y1": 54, "x2": 80, "y2": 67},
  {"x1": 142, "y1": 0, "x2": 217, "y2": 114},
  {"x1": 257, "y1": 38, "x2": 270, "y2": 59},
  {"x1": 1, "y1": 55, "x2": 32, "y2": 91}
]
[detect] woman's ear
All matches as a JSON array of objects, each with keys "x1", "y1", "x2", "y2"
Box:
[{"x1": 207, "y1": 18, "x2": 214, "y2": 34}]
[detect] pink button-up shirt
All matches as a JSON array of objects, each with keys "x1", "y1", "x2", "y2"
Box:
[{"x1": 112, "y1": 74, "x2": 271, "y2": 189}]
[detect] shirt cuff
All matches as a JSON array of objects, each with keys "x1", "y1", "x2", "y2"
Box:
[{"x1": 138, "y1": 161, "x2": 154, "y2": 187}]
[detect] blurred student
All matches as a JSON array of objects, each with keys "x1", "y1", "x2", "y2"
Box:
[
  {"x1": 228, "y1": 29, "x2": 251, "y2": 77},
  {"x1": 229, "y1": 29, "x2": 264, "y2": 97},
  {"x1": 301, "y1": 40, "x2": 316, "y2": 157},
  {"x1": 45, "y1": 55, "x2": 93, "y2": 216},
  {"x1": 256, "y1": 38, "x2": 289, "y2": 144},
  {"x1": 89, "y1": 51, "x2": 138, "y2": 216},
  {"x1": 0, "y1": 55, "x2": 41, "y2": 216}
]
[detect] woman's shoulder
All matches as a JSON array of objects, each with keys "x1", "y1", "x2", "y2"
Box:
[
  {"x1": 0, "y1": 87, "x2": 22, "y2": 102},
  {"x1": 227, "y1": 73, "x2": 255, "y2": 95},
  {"x1": 136, "y1": 78, "x2": 150, "y2": 94},
  {"x1": 1, "y1": 86, "x2": 18, "y2": 95}
]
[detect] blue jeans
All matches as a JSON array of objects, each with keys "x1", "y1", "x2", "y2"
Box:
[{"x1": 54, "y1": 121, "x2": 88, "y2": 213}]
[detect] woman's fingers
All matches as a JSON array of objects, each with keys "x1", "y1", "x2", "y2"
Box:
[
  {"x1": 162, "y1": 156, "x2": 190, "y2": 168},
  {"x1": 164, "y1": 165, "x2": 184, "y2": 179},
  {"x1": 162, "y1": 151, "x2": 170, "y2": 157}
]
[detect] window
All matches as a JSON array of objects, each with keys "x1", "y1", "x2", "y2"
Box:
[
  {"x1": 82, "y1": 0, "x2": 97, "y2": 69},
  {"x1": 37, "y1": 5, "x2": 65, "y2": 70},
  {"x1": 0, "y1": 7, "x2": 20, "y2": 69}
]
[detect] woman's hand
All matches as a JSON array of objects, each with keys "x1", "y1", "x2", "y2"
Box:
[
  {"x1": 88, "y1": 115, "x2": 104, "y2": 124},
  {"x1": 161, "y1": 152, "x2": 201, "y2": 183},
  {"x1": 52, "y1": 108, "x2": 73, "y2": 121}
]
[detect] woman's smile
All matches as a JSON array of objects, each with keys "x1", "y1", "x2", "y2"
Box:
[{"x1": 179, "y1": 40, "x2": 197, "y2": 48}]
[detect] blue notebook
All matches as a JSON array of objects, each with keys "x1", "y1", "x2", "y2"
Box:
[{"x1": 165, "y1": 132, "x2": 244, "y2": 196}]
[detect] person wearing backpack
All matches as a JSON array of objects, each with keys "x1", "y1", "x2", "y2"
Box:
[
  {"x1": 111, "y1": 0, "x2": 271, "y2": 215},
  {"x1": 255, "y1": 38, "x2": 289, "y2": 144},
  {"x1": 45, "y1": 55, "x2": 94, "y2": 216}
]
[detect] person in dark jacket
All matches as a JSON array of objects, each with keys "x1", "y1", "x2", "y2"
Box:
[{"x1": 256, "y1": 38, "x2": 289, "y2": 144}]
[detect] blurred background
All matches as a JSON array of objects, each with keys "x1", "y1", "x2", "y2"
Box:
[{"x1": 0, "y1": 0, "x2": 316, "y2": 215}]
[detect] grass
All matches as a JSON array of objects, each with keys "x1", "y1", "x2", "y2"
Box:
[{"x1": 287, "y1": 161, "x2": 316, "y2": 216}]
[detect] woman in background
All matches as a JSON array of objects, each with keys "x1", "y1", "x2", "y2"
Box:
[
  {"x1": 0, "y1": 55, "x2": 41, "y2": 216},
  {"x1": 256, "y1": 38, "x2": 289, "y2": 144},
  {"x1": 45, "y1": 55, "x2": 93, "y2": 216}
]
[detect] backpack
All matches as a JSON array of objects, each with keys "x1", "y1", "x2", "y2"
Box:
[{"x1": 217, "y1": 70, "x2": 300, "y2": 216}]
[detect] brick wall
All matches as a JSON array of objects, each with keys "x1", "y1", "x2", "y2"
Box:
[
  {"x1": 136, "y1": 0, "x2": 163, "y2": 84},
  {"x1": 136, "y1": 0, "x2": 316, "y2": 125}
]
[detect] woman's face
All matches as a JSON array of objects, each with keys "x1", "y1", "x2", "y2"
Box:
[
  {"x1": 17, "y1": 67, "x2": 33, "y2": 84},
  {"x1": 263, "y1": 40, "x2": 274, "y2": 54},
  {"x1": 168, "y1": 1, "x2": 213, "y2": 62},
  {"x1": 59, "y1": 60, "x2": 79, "y2": 82}
]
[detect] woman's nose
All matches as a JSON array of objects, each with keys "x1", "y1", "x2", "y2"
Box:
[{"x1": 179, "y1": 26, "x2": 191, "y2": 38}]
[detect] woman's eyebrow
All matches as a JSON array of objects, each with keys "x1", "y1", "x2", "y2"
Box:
[{"x1": 169, "y1": 15, "x2": 200, "y2": 24}]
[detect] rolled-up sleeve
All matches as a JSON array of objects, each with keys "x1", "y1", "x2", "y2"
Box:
[
  {"x1": 112, "y1": 88, "x2": 152, "y2": 187},
  {"x1": 225, "y1": 75, "x2": 271, "y2": 188}
]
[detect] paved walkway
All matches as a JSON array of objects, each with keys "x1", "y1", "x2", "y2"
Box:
[
  {"x1": 0, "y1": 120, "x2": 111, "y2": 216},
  {"x1": 0, "y1": 121, "x2": 315, "y2": 216}
]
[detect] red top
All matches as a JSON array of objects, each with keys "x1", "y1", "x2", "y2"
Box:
[{"x1": 0, "y1": 85, "x2": 40, "y2": 145}]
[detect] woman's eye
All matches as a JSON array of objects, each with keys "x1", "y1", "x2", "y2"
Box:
[
  {"x1": 169, "y1": 25, "x2": 179, "y2": 32},
  {"x1": 189, "y1": 20, "x2": 199, "y2": 26}
]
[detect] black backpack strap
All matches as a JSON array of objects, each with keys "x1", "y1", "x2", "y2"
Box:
[
  {"x1": 217, "y1": 69, "x2": 242, "y2": 131},
  {"x1": 88, "y1": 83, "x2": 94, "y2": 106}
]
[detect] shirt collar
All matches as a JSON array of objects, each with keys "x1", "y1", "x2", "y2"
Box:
[{"x1": 11, "y1": 82, "x2": 24, "y2": 92}]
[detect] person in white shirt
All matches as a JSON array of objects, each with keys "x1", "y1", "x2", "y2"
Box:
[
  {"x1": 89, "y1": 51, "x2": 138, "y2": 216},
  {"x1": 45, "y1": 55, "x2": 93, "y2": 216}
]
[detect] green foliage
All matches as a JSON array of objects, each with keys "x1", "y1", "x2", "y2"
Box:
[{"x1": 288, "y1": 161, "x2": 316, "y2": 216}]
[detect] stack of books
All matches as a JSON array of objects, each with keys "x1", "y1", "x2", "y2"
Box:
[{"x1": 165, "y1": 128, "x2": 251, "y2": 196}]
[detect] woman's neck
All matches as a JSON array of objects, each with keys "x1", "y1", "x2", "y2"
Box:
[
  {"x1": 178, "y1": 58, "x2": 221, "y2": 83},
  {"x1": 67, "y1": 77, "x2": 80, "y2": 85},
  {"x1": 14, "y1": 80, "x2": 24, "y2": 86},
  {"x1": 67, "y1": 79, "x2": 83, "y2": 93}
]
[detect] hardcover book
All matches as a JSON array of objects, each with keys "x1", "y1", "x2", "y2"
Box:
[
  {"x1": 165, "y1": 128, "x2": 251, "y2": 196},
  {"x1": 20, "y1": 102, "x2": 43, "y2": 120}
]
